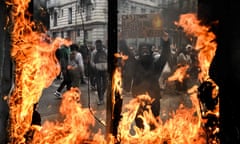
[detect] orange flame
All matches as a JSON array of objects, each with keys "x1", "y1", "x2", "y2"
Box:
[
  {"x1": 175, "y1": 13, "x2": 217, "y2": 82},
  {"x1": 7, "y1": 0, "x2": 71, "y2": 143},
  {"x1": 168, "y1": 65, "x2": 189, "y2": 82},
  {"x1": 32, "y1": 88, "x2": 105, "y2": 144},
  {"x1": 117, "y1": 93, "x2": 203, "y2": 144},
  {"x1": 7, "y1": 0, "x2": 218, "y2": 143}
]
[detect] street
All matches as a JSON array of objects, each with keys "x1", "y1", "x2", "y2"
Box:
[
  {"x1": 38, "y1": 78, "x2": 107, "y2": 134},
  {"x1": 37, "y1": 75, "x2": 197, "y2": 138}
]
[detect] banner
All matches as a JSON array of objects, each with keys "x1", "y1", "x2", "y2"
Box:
[{"x1": 121, "y1": 13, "x2": 163, "y2": 38}]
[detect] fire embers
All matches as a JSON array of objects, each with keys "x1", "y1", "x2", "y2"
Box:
[{"x1": 197, "y1": 79, "x2": 220, "y2": 144}]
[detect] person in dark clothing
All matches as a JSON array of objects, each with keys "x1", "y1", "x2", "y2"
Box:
[
  {"x1": 118, "y1": 39, "x2": 135, "y2": 93},
  {"x1": 54, "y1": 44, "x2": 72, "y2": 98},
  {"x1": 90, "y1": 40, "x2": 108, "y2": 105},
  {"x1": 55, "y1": 47, "x2": 63, "y2": 80},
  {"x1": 132, "y1": 32, "x2": 171, "y2": 130}
]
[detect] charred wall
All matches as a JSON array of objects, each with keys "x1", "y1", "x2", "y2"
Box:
[
  {"x1": 199, "y1": 0, "x2": 240, "y2": 143},
  {"x1": 0, "y1": 1, "x2": 12, "y2": 143}
]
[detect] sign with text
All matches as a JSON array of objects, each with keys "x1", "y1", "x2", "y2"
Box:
[{"x1": 121, "y1": 13, "x2": 163, "y2": 38}]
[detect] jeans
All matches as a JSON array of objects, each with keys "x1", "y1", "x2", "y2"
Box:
[{"x1": 95, "y1": 70, "x2": 108, "y2": 101}]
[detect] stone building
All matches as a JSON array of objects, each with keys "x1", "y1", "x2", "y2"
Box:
[{"x1": 46, "y1": 0, "x2": 107, "y2": 46}]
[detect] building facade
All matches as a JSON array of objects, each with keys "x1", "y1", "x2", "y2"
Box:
[
  {"x1": 46, "y1": 0, "x2": 197, "y2": 47},
  {"x1": 118, "y1": 0, "x2": 197, "y2": 48},
  {"x1": 46, "y1": 0, "x2": 107, "y2": 46}
]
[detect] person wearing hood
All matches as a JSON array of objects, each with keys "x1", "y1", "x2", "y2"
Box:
[{"x1": 132, "y1": 32, "x2": 171, "y2": 130}]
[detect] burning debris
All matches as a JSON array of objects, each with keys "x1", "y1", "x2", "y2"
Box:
[{"x1": 198, "y1": 79, "x2": 220, "y2": 144}]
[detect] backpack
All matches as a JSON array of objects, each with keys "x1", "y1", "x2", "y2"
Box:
[
  {"x1": 94, "y1": 49, "x2": 107, "y2": 63},
  {"x1": 93, "y1": 49, "x2": 108, "y2": 70}
]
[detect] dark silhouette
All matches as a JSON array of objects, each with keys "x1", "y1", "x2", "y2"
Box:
[
  {"x1": 118, "y1": 39, "x2": 135, "y2": 93},
  {"x1": 132, "y1": 32, "x2": 171, "y2": 130},
  {"x1": 54, "y1": 45, "x2": 71, "y2": 98}
]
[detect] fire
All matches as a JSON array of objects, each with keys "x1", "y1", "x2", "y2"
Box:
[
  {"x1": 115, "y1": 13, "x2": 219, "y2": 143},
  {"x1": 117, "y1": 93, "x2": 203, "y2": 144},
  {"x1": 168, "y1": 65, "x2": 189, "y2": 82},
  {"x1": 175, "y1": 13, "x2": 217, "y2": 82},
  {"x1": 6, "y1": 0, "x2": 219, "y2": 143},
  {"x1": 7, "y1": 0, "x2": 71, "y2": 143},
  {"x1": 32, "y1": 88, "x2": 105, "y2": 144}
]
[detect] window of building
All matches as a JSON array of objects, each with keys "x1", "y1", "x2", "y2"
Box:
[
  {"x1": 68, "y1": 8, "x2": 72, "y2": 24},
  {"x1": 141, "y1": 8, "x2": 146, "y2": 13},
  {"x1": 52, "y1": 32, "x2": 57, "y2": 38},
  {"x1": 61, "y1": 9, "x2": 64, "y2": 17},
  {"x1": 84, "y1": 30, "x2": 88, "y2": 39},
  {"x1": 150, "y1": 10, "x2": 155, "y2": 13},
  {"x1": 86, "y1": 4, "x2": 92, "y2": 21},
  {"x1": 77, "y1": 29, "x2": 81, "y2": 37},
  {"x1": 53, "y1": 11, "x2": 57, "y2": 26},
  {"x1": 67, "y1": 30, "x2": 72, "y2": 39},
  {"x1": 61, "y1": 31, "x2": 64, "y2": 38},
  {"x1": 131, "y1": 6, "x2": 136, "y2": 13},
  {"x1": 77, "y1": 4, "x2": 81, "y2": 13}
]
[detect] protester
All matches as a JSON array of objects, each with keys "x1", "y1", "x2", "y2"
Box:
[
  {"x1": 118, "y1": 39, "x2": 135, "y2": 94},
  {"x1": 132, "y1": 32, "x2": 172, "y2": 130},
  {"x1": 175, "y1": 44, "x2": 192, "y2": 92},
  {"x1": 68, "y1": 43, "x2": 85, "y2": 88},
  {"x1": 90, "y1": 40, "x2": 108, "y2": 105},
  {"x1": 54, "y1": 44, "x2": 71, "y2": 98},
  {"x1": 78, "y1": 44, "x2": 89, "y2": 84},
  {"x1": 88, "y1": 45, "x2": 97, "y2": 90}
]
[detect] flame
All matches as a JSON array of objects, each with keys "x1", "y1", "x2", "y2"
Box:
[
  {"x1": 6, "y1": 0, "x2": 218, "y2": 143},
  {"x1": 117, "y1": 93, "x2": 204, "y2": 144},
  {"x1": 7, "y1": 0, "x2": 71, "y2": 143},
  {"x1": 114, "y1": 13, "x2": 219, "y2": 144},
  {"x1": 168, "y1": 65, "x2": 189, "y2": 82},
  {"x1": 175, "y1": 13, "x2": 217, "y2": 82},
  {"x1": 32, "y1": 88, "x2": 105, "y2": 144}
]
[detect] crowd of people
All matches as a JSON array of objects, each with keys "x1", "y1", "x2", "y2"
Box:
[
  {"x1": 54, "y1": 39, "x2": 108, "y2": 105},
  {"x1": 51, "y1": 32, "x2": 199, "y2": 130},
  {"x1": 118, "y1": 31, "x2": 199, "y2": 129}
]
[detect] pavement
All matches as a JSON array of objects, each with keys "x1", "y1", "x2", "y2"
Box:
[
  {"x1": 38, "y1": 78, "x2": 107, "y2": 134},
  {"x1": 38, "y1": 76, "x2": 199, "y2": 139}
]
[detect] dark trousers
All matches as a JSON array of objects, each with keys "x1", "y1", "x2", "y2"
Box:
[
  {"x1": 95, "y1": 70, "x2": 108, "y2": 101},
  {"x1": 68, "y1": 68, "x2": 81, "y2": 88},
  {"x1": 57, "y1": 71, "x2": 71, "y2": 92},
  {"x1": 89, "y1": 66, "x2": 97, "y2": 87}
]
